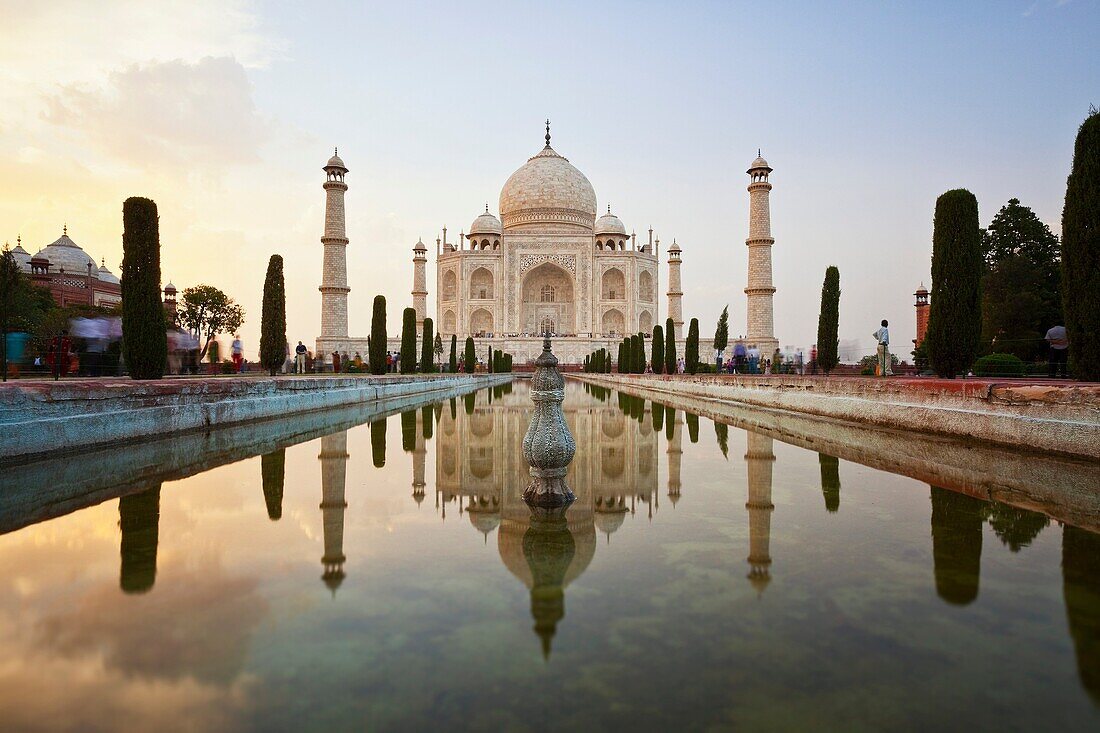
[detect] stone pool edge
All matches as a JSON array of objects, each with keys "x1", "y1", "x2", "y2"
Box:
[
  {"x1": 0, "y1": 374, "x2": 514, "y2": 463},
  {"x1": 572, "y1": 374, "x2": 1100, "y2": 460}
]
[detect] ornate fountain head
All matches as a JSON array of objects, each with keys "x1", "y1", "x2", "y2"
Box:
[{"x1": 522, "y1": 337, "x2": 576, "y2": 506}]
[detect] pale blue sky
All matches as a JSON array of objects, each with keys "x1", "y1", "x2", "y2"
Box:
[{"x1": 2, "y1": 1, "x2": 1096, "y2": 355}]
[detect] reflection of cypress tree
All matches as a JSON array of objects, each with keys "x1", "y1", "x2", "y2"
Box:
[
  {"x1": 523, "y1": 508, "x2": 576, "y2": 660},
  {"x1": 260, "y1": 449, "x2": 285, "y2": 520},
  {"x1": 421, "y1": 405, "x2": 434, "y2": 441},
  {"x1": 665, "y1": 408, "x2": 676, "y2": 441},
  {"x1": 713, "y1": 421, "x2": 729, "y2": 459},
  {"x1": 464, "y1": 391, "x2": 476, "y2": 415},
  {"x1": 930, "y1": 486, "x2": 988, "y2": 605},
  {"x1": 488, "y1": 387, "x2": 493, "y2": 405},
  {"x1": 119, "y1": 487, "x2": 161, "y2": 594},
  {"x1": 449, "y1": 397, "x2": 457, "y2": 420},
  {"x1": 400, "y1": 410, "x2": 417, "y2": 452},
  {"x1": 686, "y1": 412, "x2": 699, "y2": 443},
  {"x1": 1063, "y1": 525, "x2": 1100, "y2": 706},
  {"x1": 617, "y1": 392, "x2": 628, "y2": 412},
  {"x1": 652, "y1": 402, "x2": 664, "y2": 432},
  {"x1": 370, "y1": 418, "x2": 387, "y2": 468},
  {"x1": 988, "y1": 503, "x2": 1049, "y2": 552},
  {"x1": 818, "y1": 453, "x2": 840, "y2": 513}
]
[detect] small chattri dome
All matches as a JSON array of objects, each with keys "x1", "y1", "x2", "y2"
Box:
[
  {"x1": 413, "y1": 237, "x2": 427, "y2": 252},
  {"x1": 164, "y1": 281, "x2": 177, "y2": 293},
  {"x1": 916, "y1": 282, "x2": 928, "y2": 294},
  {"x1": 469, "y1": 207, "x2": 503, "y2": 236},
  {"x1": 9, "y1": 242, "x2": 31, "y2": 272},
  {"x1": 325, "y1": 148, "x2": 347, "y2": 170},
  {"x1": 96, "y1": 259, "x2": 120, "y2": 285},
  {"x1": 595, "y1": 206, "x2": 626, "y2": 236}
]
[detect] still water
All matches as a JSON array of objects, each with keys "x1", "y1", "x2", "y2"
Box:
[{"x1": 0, "y1": 380, "x2": 1097, "y2": 732}]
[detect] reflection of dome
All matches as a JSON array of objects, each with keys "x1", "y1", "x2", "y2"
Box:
[
  {"x1": 34, "y1": 231, "x2": 96, "y2": 273},
  {"x1": 499, "y1": 143, "x2": 597, "y2": 231},
  {"x1": 498, "y1": 510, "x2": 596, "y2": 591},
  {"x1": 469, "y1": 209, "x2": 503, "y2": 236},
  {"x1": 594, "y1": 510, "x2": 626, "y2": 539},
  {"x1": 469, "y1": 511, "x2": 501, "y2": 538},
  {"x1": 594, "y1": 207, "x2": 626, "y2": 236}
]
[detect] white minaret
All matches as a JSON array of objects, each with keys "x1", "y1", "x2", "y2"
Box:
[
  {"x1": 666, "y1": 238, "x2": 683, "y2": 334},
  {"x1": 319, "y1": 149, "x2": 350, "y2": 342},
  {"x1": 745, "y1": 152, "x2": 777, "y2": 351},
  {"x1": 412, "y1": 237, "x2": 428, "y2": 333}
]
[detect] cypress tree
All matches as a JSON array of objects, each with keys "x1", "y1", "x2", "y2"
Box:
[
  {"x1": 399, "y1": 307, "x2": 417, "y2": 374},
  {"x1": 713, "y1": 305, "x2": 729, "y2": 365},
  {"x1": 927, "y1": 189, "x2": 983, "y2": 378},
  {"x1": 634, "y1": 334, "x2": 644, "y2": 373},
  {"x1": 584, "y1": 354, "x2": 590, "y2": 372},
  {"x1": 651, "y1": 325, "x2": 664, "y2": 374},
  {"x1": 369, "y1": 295, "x2": 387, "y2": 374},
  {"x1": 686, "y1": 318, "x2": 700, "y2": 374},
  {"x1": 1061, "y1": 111, "x2": 1100, "y2": 380},
  {"x1": 665, "y1": 318, "x2": 677, "y2": 374},
  {"x1": 420, "y1": 317, "x2": 435, "y2": 373},
  {"x1": 259, "y1": 254, "x2": 287, "y2": 376},
  {"x1": 604, "y1": 348, "x2": 611, "y2": 373},
  {"x1": 121, "y1": 197, "x2": 167, "y2": 379},
  {"x1": 505, "y1": 353, "x2": 512, "y2": 372},
  {"x1": 488, "y1": 347, "x2": 494, "y2": 373},
  {"x1": 449, "y1": 334, "x2": 458, "y2": 372},
  {"x1": 816, "y1": 266, "x2": 841, "y2": 374},
  {"x1": 464, "y1": 336, "x2": 476, "y2": 373},
  {"x1": 617, "y1": 340, "x2": 625, "y2": 373}
]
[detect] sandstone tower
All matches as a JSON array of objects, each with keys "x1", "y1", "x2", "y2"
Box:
[
  {"x1": 745, "y1": 430, "x2": 775, "y2": 595},
  {"x1": 412, "y1": 238, "x2": 428, "y2": 333},
  {"x1": 745, "y1": 153, "x2": 777, "y2": 352},
  {"x1": 914, "y1": 283, "x2": 930, "y2": 346},
  {"x1": 667, "y1": 238, "x2": 684, "y2": 333},
  {"x1": 319, "y1": 150, "x2": 350, "y2": 342},
  {"x1": 319, "y1": 431, "x2": 349, "y2": 595}
]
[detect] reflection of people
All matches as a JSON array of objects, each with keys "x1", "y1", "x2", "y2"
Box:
[
  {"x1": 1063, "y1": 525, "x2": 1100, "y2": 706},
  {"x1": 1046, "y1": 324, "x2": 1069, "y2": 379},
  {"x1": 873, "y1": 319, "x2": 892, "y2": 376},
  {"x1": 929, "y1": 486, "x2": 986, "y2": 605},
  {"x1": 119, "y1": 486, "x2": 161, "y2": 594}
]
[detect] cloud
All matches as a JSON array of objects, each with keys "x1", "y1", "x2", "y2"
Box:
[{"x1": 43, "y1": 57, "x2": 267, "y2": 170}]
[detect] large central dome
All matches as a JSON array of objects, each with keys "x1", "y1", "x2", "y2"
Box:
[{"x1": 499, "y1": 145, "x2": 597, "y2": 231}]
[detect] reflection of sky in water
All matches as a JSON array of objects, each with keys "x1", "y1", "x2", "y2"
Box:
[{"x1": 0, "y1": 381, "x2": 1097, "y2": 731}]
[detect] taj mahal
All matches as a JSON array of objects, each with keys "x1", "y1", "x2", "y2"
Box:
[{"x1": 316, "y1": 123, "x2": 779, "y2": 364}]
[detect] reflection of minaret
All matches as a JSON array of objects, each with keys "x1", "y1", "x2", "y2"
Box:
[
  {"x1": 119, "y1": 486, "x2": 161, "y2": 594},
  {"x1": 319, "y1": 432, "x2": 349, "y2": 595},
  {"x1": 1062, "y1": 525, "x2": 1100, "y2": 706},
  {"x1": 929, "y1": 486, "x2": 986, "y2": 606},
  {"x1": 744, "y1": 432, "x2": 775, "y2": 595},
  {"x1": 412, "y1": 410, "x2": 426, "y2": 506},
  {"x1": 667, "y1": 409, "x2": 683, "y2": 506},
  {"x1": 818, "y1": 453, "x2": 840, "y2": 514}
]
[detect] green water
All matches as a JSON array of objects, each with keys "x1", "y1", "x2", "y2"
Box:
[{"x1": 0, "y1": 380, "x2": 1097, "y2": 732}]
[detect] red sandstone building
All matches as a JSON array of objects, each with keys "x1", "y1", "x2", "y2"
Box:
[{"x1": 914, "y1": 283, "x2": 929, "y2": 346}]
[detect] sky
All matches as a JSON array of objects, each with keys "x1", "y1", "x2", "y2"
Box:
[{"x1": 1, "y1": 0, "x2": 1096, "y2": 359}]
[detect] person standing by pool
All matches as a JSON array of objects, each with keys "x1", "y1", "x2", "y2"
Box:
[
  {"x1": 1045, "y1": 324, "x2": 1069, "y2": 378},
  {"x1": 231, "y1": 334, "x2": 243, "y2": 373},
  {"x1": 295, "y1": 341, "x2": 308, "y2": 374},
  {"x1": 872, "y1": 320, "x2": 892, "y2": 376}
]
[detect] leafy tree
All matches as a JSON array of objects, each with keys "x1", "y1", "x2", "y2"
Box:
[
  {"x1": 464, "y1": 336, "x2": 476, "y2": 373},
  {"x1": 178, "y1": 285, "x2": 245, "y2": 362},
  {"x1": 713, "y1": 305, "x2": 729, "y2": 363},
  {"x1": 1061, "y1": 110, "x2": 1100, "y2": 380},
  {"x1": 686, "y1": 318, "x2": 700, "y2": 374},
  {"x1": 449, "y1": 334, "x2": 457, "y2": 372},
  {"x1": 665, "y1": 318, "x2": 677, "y2": 374},
  {"x1": 121, "y1": 197, "x2": 167, "y2": 379},
  {"x1": 927, "y1": 189, "x2": 982, "y2": 378},
  {"x1": 652, "y1": 324, "x2": 664, "y2": 374},
  {"x1": 979, "y1": 198, "x2": 1062, "y2": 361},
  {"x1": 399, "y1": 307, "x2": 416, "y2": 374},
  {"x1": 420, "y1": 317, "x2": 435, "y2": 373},
  {"x1": 369, "y1": 295, "x2": 387, "y2": 374},
  {"x1": 259, "y1": 255, "x2": 286, "y2": 376},
  {"x1": 816, "y1": 266, "x2": 841, "y2": 374},
  {"x1": 0, "y1": 246, "x2": 38, "y2": 380}
]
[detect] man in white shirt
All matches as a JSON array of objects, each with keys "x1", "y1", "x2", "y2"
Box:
[
  {"x1": 872, "y1": 319, "x2": 892, "y2": 376},
  {"x1": 1045, "y1": 325, "x2": 1069, "y2": 378}
]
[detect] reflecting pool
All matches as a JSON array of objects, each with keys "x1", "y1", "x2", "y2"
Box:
[{"x1": 1, "y1": 380, "x2": 1098, "y2": 731}]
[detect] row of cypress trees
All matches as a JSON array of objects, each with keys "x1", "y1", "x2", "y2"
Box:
[{"x1": 583, "y1": 348, "x2": 612, "y2": 373}]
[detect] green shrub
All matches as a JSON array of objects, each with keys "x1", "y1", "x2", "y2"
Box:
[{"x1": 973, "y1": 352, "x2": 1025, "y2": 377}]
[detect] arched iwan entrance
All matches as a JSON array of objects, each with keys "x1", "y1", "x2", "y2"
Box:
[{"x1": 521, "y1": 262, "x2": 575, "y2": 335}]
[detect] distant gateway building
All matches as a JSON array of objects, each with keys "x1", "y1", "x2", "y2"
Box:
[{"x1": 315, "y1": 125, "x2": 780, "y2": 365}]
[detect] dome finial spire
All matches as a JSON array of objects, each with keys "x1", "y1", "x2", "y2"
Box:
[
  {"x1": 545, "y1": 119, "x2": 551, "y2": 147},
  {"x1": 607, "y1": 203, "x2": 611, "y2": 214},
  {"x1": 486, "y1": 202, "x2": 489, "y2": 213},
  {"x1": 63, "y1": 223, "x2": 67, "y2": 236}
]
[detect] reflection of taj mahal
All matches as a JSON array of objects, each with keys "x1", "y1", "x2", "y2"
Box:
[{"x1": 315, "y1": 124, "x2": 781, "y2": 363}]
